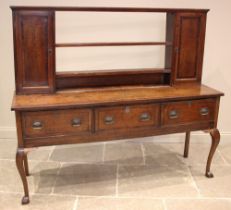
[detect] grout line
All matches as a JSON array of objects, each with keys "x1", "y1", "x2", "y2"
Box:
[
  {"x1": 2, "y1": 190, "x2": 231, "y2": 200},
  {"x1": 0, "y1": 158, "x2": 15, "y2": 161},
  {"x1": 102, "y1": 142, "x2": 106, "y2": 163},
  {"x1": 1, "y1": 157, "x2": 167, "y2": 166},
  {"x1": 116, "y1": 164, "x2": 119, "y2": 198},
  {"x1": 0, "y1": 191, "x2": 22, "y2": 195},
  {"x1": 72, "y1": 196, "x2": 79, "y2": 210},
  {"x1": 1, "y1": 157, "x2": 230, "y2": 167},
  {"x1": 47, "y1": 146, "x2": 55, "y2": 161},
  {"x1": 162, "y1": 199, "x2": 168, "y2": 210},
  {"x1": 50, "y1": 162, "x2": 63, "y2": 195},
  {"x1": 73, "y1": 195, "x2": 231, "y2": 200},
  {"x1": 0, "y1": 138, "x2": 16, "y2": 141},
  {"x1": 187, "y1": 166, "x2": 202, "y2": 197},
  {"x1": 141, "y1": 143, "x2": 146, "y2": 165},
  {"x1": 217, "y1": 149, "x2": 230, "y2": 166}
]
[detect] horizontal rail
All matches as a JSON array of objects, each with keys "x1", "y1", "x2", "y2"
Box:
[
  {"x1": 55, "y1": 42, "x2": 173, "y2": 47},
  {"x1": 56, "y1": 68, "x2": 171, "y2": 77},
  {"x1": 10, "y1": 6, "x2": 210, "y2": 13},
  {"x1": 56, "y1": 68, "x2": 171, "y2": 89}
]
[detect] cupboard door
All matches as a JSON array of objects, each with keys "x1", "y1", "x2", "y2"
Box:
[
  {"x1": 13, "y1": 10, "x2": 55, "y2": 94},
  {"x1": 172, "y1": 12, "x2": 207, "y2": 84}
]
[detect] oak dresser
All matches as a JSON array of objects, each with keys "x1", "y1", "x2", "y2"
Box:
[{"x1": 10, "y1": 6, "x2": 224, "y2": 204}]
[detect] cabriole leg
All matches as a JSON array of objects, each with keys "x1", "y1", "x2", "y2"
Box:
[
  {"x1": 16, "y1": 148, "x2": 30, "y2": 204},
  {"x1": 205, "y1": 128, "x2": 220, "y2": 178},
  {"x1": 184, "y1": 131, "x2": 190, "y2": 158},
  {"x1": 24, "y1": 154, "x2": 29, "y2": 176}
]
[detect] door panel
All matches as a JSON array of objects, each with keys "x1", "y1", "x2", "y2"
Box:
[
  {"x1": 13, "y1": 10, "x2": 55, "y2": 94},
  {"x1": 172, "y1": 12, "x2": 207, "y2": 83}
]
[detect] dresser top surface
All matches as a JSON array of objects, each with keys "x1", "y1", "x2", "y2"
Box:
[
  {"x1": 11, "y1": 84, "x2": 223, "y2": 111},
  {"x1": 10, "y1": 6, "x2": 209, "y2": 13}
]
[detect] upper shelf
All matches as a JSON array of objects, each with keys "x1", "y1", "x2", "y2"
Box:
[
  {"x1": 11, "y1": 6, "x2": 210, "y2": 94},
  {"x1": 10, "y1": 6, "x2": 210, "y2": 13},
  {"x1": 55, "y1": 42, "x2": 173, "y2": 47}
]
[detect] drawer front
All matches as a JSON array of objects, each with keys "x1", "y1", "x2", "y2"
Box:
[
  {"x1": 23, "y1": 109, "x2": 92, "y2": 138},
  {"x1": 96, "y1": 104, "x2": 160, "y2": 131},
  {"x1": 161, "y1": 99, "x2": 216, "y2": 126}
]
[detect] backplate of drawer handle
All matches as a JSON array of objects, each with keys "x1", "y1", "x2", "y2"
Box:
[
  {"x1": 32, "y1": 121, "x2": 43, "y2": 129},
  {"x1": 200, "y1": 107, "x2": 209, "y2": 116},
  {"x1": 104, "y1": 116, "x2": 114, "y2": 125},
  {"x1": 71, "y1": 118, "x2": 81, "y2": 127},
  {"x1": 169, "y1": 110, "x2": 178, "y2": 119},
  {"x1": 139, "y1": 112, "x2": 151, "y2": 121}
]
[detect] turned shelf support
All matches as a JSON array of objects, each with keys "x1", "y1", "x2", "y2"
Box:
[
  {"x1": 16, "y1": 148, "x2": 30, "y2": 204},
  {"x1": 205, "y1": 128, "x2": 220, "y2": 178}
]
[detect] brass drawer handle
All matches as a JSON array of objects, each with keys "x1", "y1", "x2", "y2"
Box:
[
  {"x1": 169, "y1": 110, "x2": 178, "y2": 119},
  {"x1": 72, "y1": 118, "x2": 81, "y2": 127},
  {"x1": 104, "y1": 116, "x2": 114, "y2": 125},
  {"x1": 32, "y1": 121, "x2": 43, "y2": 129},
  {"x1": 200, "y1": 107, "x2": 209, "y2": 116},
  {"x1": 139, "y1": 112, "x2": 151, "y2": 121}
]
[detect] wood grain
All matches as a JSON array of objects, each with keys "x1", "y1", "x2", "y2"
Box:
[
  {"x1": 95, "y1": 104, "x2": 159, "y2": 131},
  {"x1": 56, "y1": 69, "x2": 170, "y2": 89},
  {"x1": 13, "y1": 10, "x2": 55, "y2": 94},
  {"x1": 12, "y1": 84, "x2": 223, "y2": 111},
  {"x1": 22, "y1": 108, "x2": 92, "y2": 138},
  {"x1": 161, "y1": 98, "x2": 216, "y2": 126},
  {"x1": 172, "y1": 12, "x2": 207, "y2": 83}
]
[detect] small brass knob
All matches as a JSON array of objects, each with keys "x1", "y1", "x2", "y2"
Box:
[
  {"x1": 32, "y1": 121, "x2": 43, "y2": 129},
  {"x1": 72, "y1": 118, "x2": 81, "y2": 127},
  {"x1": 104, "y1": 116, "x2": 114, "y2": 125},
  {"x1": 200, "y1": 107, "x2": 209, "y2": 116},
  {"x1": 169, "y1": 110, "x2": 178, "y2": 119},
  {"x1": 139, "y1": 112, "x2": 151, "y2": 121}
]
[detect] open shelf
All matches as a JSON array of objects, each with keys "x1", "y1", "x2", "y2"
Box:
[
  {"x1": 56, "y1": 68, "x2": 171, "y2": 89},
  {"x1": 55, "y1": 42, "x2": 173, "y2": 47},
  {"x1": 55, "y1": 10, "x2": 168, "y2": 77},
  {"x1": 11, "y1": 6, "x2": 208, "y2": 94},
  {"x1": 56, "y1": 68, "x2": 171, "y2": 75}
]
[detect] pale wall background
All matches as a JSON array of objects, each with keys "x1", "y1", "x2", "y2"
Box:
[{"x1": 0, "y1": 0, "x2": 230, "y2": 140}]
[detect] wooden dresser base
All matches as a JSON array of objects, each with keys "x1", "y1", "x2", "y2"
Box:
[{"x1": 12, "y1": 84, "x2": 223, "y2": 204}]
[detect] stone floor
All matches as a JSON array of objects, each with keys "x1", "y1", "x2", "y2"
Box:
[{"x1": 0, "y1": 136, "x2": 231, "y2": 210}]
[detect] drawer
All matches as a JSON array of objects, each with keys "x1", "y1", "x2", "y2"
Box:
[
  {"x1": 161, "y1": 99, "x2": 216, "y2": 126},
  {"x1": 22, "y1": 109, "x2": 92, "y2": 138},
  {"x1": 96, "y1": 104, "x2": 160, "y2": 131}
]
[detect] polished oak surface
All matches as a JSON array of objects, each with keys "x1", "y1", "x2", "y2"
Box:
[
  {"x1": 22, "y1": 109, "x2": 92, "y2": 138},
  {"x1": 13, "y1": 10, "x2": 55, "y2": 94},
  {"x1": 12, "y1": 84, "x2": 223, "y2": 111},
  {"x1": 95, "y1": 104, "x2": 159, "y2": 131},
  {"x1": 161, "y1": 98, "x2": 216, "y2": 126},
  {"x1": 56, "y1": 69, "x2": 171, "y2": 89}
]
